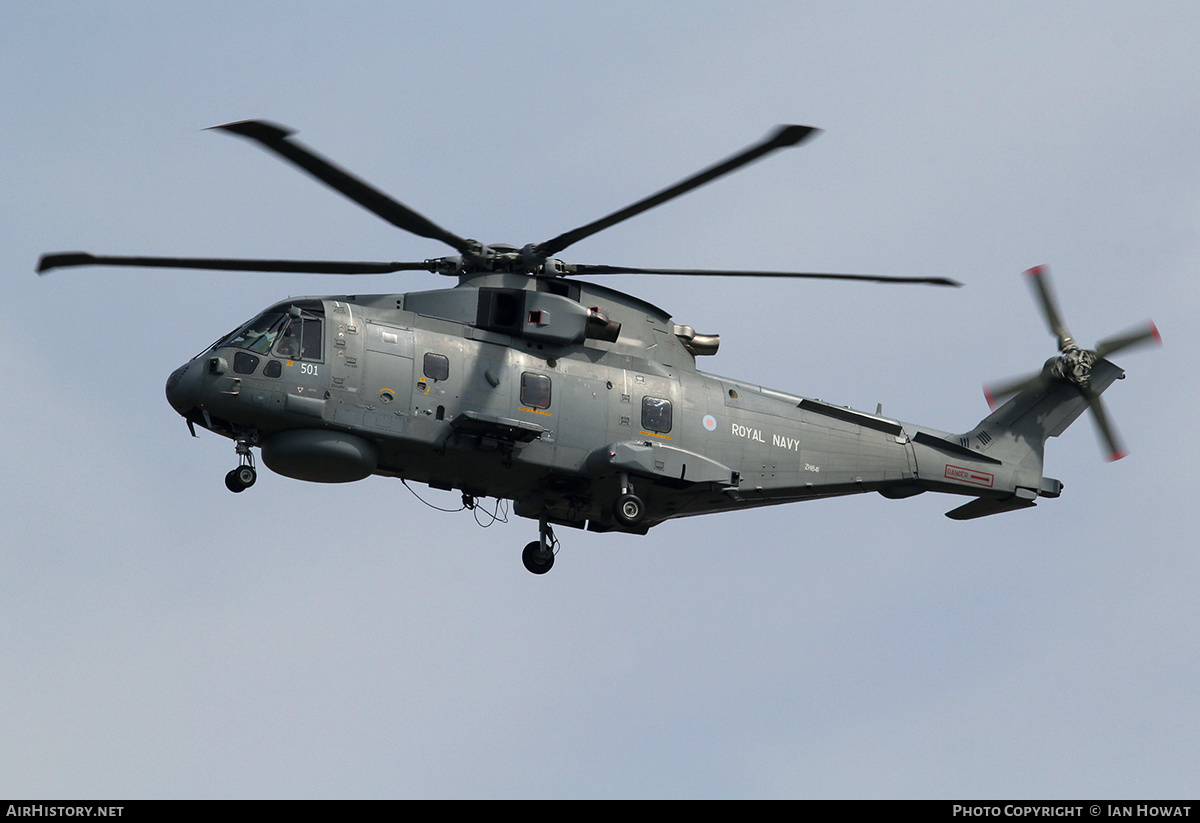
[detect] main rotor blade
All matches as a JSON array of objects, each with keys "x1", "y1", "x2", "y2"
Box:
[
  {"x1": 212, "y1": 120, "x2": 474, "y2": 255},
  {"x1": 566, "y1": 263, "x2": 960, "y2": 287},
  {"x1": 1024, "y1": 265, "x2": 1073, "y2": 348},
  {"x1": 1094, "y1": 321, "x2": 1162, "y2": 359},
  {"x1": 37, "y1": 252, "x2": 435, "y2": 275},
  {"x1": 535, "y1": 125, "x2": 820, "y2": 259},
  {"x1": 1082, "y1": 387, "x2": 1127, "y2": 461}
]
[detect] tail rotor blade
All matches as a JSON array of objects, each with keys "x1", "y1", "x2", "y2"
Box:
[
  {"x1": 983, "y1": 371, "x2": 1048, "y2": 409},
  {"x1": 1094, "y1": 321, "x2": 1162, "y2": 359},
  {"x1": 1081, "y1": 387, "x2": 1127, "y2": 461},
  {"x1": 1025, "y1": 265, "x2": 1073, "y2": 349}
]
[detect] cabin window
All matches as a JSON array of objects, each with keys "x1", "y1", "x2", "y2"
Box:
[
  {"x1": 641, "y1": 396, "x2": 672, "y2": 433},
  {"x1": 424, "y1": 352, "x2": 450, "y2": 381},
  {"x1": 520, "y1": 372, "x2": 552, "y2": 410}
]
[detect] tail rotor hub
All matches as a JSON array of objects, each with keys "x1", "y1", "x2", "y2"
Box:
[{"x1": 1051, "y1": 346, "x2": 1096, "y2": 389}]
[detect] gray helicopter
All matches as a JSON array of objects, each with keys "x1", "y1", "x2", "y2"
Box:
[{"x1": 39, "y1": 121, "x2": 1160, "y2": 573}]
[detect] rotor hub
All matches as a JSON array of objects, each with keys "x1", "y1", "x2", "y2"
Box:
[{"x1": 1051, "y1": 347, "x2": 1096, "y2": 388}]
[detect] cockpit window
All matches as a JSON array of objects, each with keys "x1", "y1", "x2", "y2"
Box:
[
  {"x1": 274, "y1": 312, "x2": 323, "y2": 361},
  {"x1": 223, "y1": 312, "x2": 289, "y2": 354},
  {"x1": 221, "y1": 304, "x2": 324, "y2": 362}
]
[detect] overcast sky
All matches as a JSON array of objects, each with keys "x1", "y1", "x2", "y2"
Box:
[{"x1": 3, "y1": 2, "x2": 1198, "y2": 798}]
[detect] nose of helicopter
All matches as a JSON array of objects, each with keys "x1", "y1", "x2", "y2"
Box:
[{"x1": 165, "y1": 359, "x2": 203, "y2": 416}]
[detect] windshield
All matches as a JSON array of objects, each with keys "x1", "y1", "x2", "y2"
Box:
[
  {"x1": 219, "y1": 302, "x2": 324, "y2": 361},
  {"x1": 222, "y1": 312, "x2": 289, "y2": 354}
]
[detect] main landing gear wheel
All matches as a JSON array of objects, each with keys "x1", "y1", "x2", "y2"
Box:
[
  {"x1": 522, "y1": 541, "x2": 555, "y2": 574},
  {"x1": 225, "y1": 466, "x2": 257, "y2": 493},
  {"x1": 522, "y1": 519, "x2": 558, "y2": 574},
  {"x1": 613, "y1": 493, "x2": 645, "y2": 528}
]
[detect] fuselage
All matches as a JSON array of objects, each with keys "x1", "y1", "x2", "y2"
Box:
[{"x1": 165, "y1": 273, "x2": 1044, "y2": 532}]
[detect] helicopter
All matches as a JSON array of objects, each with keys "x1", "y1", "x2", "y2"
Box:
[{"x1": 38, "y1": 120, "x2": 1160, "y2": 574}]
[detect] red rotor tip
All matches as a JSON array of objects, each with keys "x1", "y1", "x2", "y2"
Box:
[
  {"x1": 1107, "y1": 450, "x2": 1128, "y2": 462},
  {"x1": 1024, "y1": 265, "x2": 1046, "y2": 277},
  {"x1": 983, "y1": 385, "x2": 997, "y2": 410},
  {"x1": 1150, "y1": 321, "x2": 1162, "y2": 344}
]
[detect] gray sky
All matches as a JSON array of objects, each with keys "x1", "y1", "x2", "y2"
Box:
[{"x1": 3, "y1": 1, "x2": 1197, "y2": 798}]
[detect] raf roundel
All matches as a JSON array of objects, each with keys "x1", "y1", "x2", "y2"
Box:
[{"x1": 702, "y1": 414, "x2": 717, "y2": 432}]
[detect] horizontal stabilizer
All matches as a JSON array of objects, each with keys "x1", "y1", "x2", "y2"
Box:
[{"x1": 945, "y1": 489, "x2": 1038, "y2": 520}]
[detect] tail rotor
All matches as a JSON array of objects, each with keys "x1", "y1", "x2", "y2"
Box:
[{"x1": 983, "y1": 265, "x2": 1160, "y2": 461}]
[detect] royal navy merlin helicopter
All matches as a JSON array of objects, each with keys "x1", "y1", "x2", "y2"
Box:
[{"x1": 39, "y1": 121, "x2": 1160, "y2": 574}]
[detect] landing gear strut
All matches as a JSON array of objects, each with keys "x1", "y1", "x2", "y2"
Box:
[
  {"x1": 522, "y1": 520, "x2": 557, "y2": 574},
  {"x1": 225, "y1": 438, "x2": 257, "y2": 493}
]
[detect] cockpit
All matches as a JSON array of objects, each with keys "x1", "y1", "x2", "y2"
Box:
[{"x1": 217, "y1": 300, "x2": 324, "y2": 362}]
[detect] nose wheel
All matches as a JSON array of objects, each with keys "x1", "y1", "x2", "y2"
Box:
[
  {"x1": 225, "y1": 438, "x2": 258, "y2": 493},
  {"x1": 225, "y1": 465, "x2": 257, "y2": 493}
]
